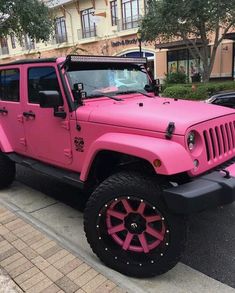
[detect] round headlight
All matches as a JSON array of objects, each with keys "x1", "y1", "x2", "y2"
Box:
[{"x1": 187, "y1": 131, "x2": 196, "y2": 151}]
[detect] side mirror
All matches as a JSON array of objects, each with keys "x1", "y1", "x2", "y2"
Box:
[
  {"x1": 144, "y1": 84, "x2": 152, "y2": 92},
  {"x1": 151, "y1": 79, "x2": 161, "y2": 96},
  {"x1": 39, "y1": 91, "x2": 63, "y2": 108},
  {"x1": 39, "y1": 90, "x2": 66, "y2": 119},
  {"x1": 144, "y1": 80, "x2": 161, "y2": 95}
]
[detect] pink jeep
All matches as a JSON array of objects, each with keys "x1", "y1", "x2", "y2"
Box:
[{"x1": 0, "y1": 55, "x2": 234, "y2": 277}]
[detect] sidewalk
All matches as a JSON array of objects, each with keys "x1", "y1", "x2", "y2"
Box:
[{"x1": 0, "y1": 204, "x2": 125, "y2": 293}]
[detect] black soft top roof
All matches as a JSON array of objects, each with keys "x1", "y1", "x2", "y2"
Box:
[{"x1": 0, "y1": 58, "x2": 57, "y2": 66}]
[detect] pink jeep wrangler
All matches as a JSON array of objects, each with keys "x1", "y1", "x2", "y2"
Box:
[{"x1": 0, "y1": 55, "x2": 235, "y2": 277}]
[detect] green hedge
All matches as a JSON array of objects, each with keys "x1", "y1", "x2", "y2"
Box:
[
  {"x1": 162, "y1": 81, "x2": 235, "y2": 100},
  {"x1": 164, "y1": 72, "x2": 188, "y2": 85}
]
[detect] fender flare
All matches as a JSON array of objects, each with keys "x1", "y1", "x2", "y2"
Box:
[
  {"x1": 0, "y1": 124, "x2": 13, "y2": 153},
  {"x1": 80, "y1": 133, "x2": 194, "y2": 181}
]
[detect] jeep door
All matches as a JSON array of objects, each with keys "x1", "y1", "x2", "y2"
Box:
[
  {"x1": 21, "y1": 64, "x2": 72, "y2": 167},
  {"x1": 0, "y1": 65, "x2": 26, "y2": 153}
]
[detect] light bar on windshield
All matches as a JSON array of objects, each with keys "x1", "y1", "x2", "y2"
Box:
[{"x1": 66, "y1": 55, "x2": 147, "y2": 65}]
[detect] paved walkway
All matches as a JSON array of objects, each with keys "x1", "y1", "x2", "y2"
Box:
[{"x1": 0, "y1": 204, "x2": 125, "y2": 293}]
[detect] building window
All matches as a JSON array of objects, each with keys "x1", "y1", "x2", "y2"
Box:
[
  {"x1": 168, "y1": 49, "x2": 188, "y2": 75},
  {"x1": 0, "y1": 69, "x2": 20, "y2": 102},
  {"x1": 10, "y1": 34, "x2": 16, "y2": 49},
  {"x1": 28, "y1": 67, "x2": 62, "y2": 104},
  {"x1": 110, "y1": 1, "x2": 118, "y2": 26},
  {"x1": 81, "y1": 8, "x2": 96, "y2": 38},
  {"x1": 55, "y1": 17, "x2": 68, "y2": 43},
  {"x1": 23, "y1": 35, "x2": 35, "y2": 50},
  {"x1": 0, "y1": 38, "x2": 9, "y2": 55},
  {"x1": 144, "y1": 0, "x2": 149, "y2": 13},
  {"x1": 167, "y1": 47, "x2": 211, "y2": 81},
  {"x1": 121, "y1": 0, "x2": 140, "y2": 30}
]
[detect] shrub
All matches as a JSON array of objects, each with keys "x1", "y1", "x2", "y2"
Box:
[
  {"x1": 163, "y1": 85, "x2": 193, "y2": 99},
  {"x1": 162, "y1": 81, "x2": 235, "y2": 100},
  {"x1": 164, "y1": 72, "x2": 187, "y2": 85}
]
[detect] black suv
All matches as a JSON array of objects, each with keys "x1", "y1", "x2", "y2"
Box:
[{"x1": 206, "y1": 90, "x2": 235, "y2": 108}]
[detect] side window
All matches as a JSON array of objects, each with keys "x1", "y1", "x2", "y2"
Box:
[
  {"x1": 214, "y1": 97, "x2": 235, "y2": 108},
  {"x1": 231, "y1": 97, "x2": 235, "y2": 106},
  {"x1": 0, "y1": 69, "x2": 20, "y2": 102},
  {"x1": 28, "y1": 67, "x2": 62, "y2": 104},
  {"x1": 228, "y1": 96, "x2": 235, "y2": 103},
  {"x1": 216, "y1": 98, "x2": 229, "y2": 104}
]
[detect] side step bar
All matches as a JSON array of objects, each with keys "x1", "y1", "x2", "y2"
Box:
[{"x1": 6, "y1": 153, "x2": 84, "y2": 189}]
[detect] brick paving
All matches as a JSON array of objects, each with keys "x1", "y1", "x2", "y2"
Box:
[{"x1": 0, "y1": 204, "x2": 127, "y2": 293}]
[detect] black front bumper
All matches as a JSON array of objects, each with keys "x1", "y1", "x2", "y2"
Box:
[{"x1": 162, "y1": 171, "x2": 235, "y2": 214}]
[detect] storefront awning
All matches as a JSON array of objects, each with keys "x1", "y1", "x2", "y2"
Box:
[
  {"x1": 224, "y1": 33, "x2": 235, "y2": 41},
  {"x1": 155, "y1": 39, "x2": 205, "y2": 49}
]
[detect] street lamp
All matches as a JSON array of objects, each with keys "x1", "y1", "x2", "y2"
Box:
[{"x1": 137, "y1": 30, "x2": 142, "y2": 57}]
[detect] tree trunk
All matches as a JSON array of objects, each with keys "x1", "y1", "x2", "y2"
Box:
[
  {"x1": 200, "y1": 43, "x2": 219, "y2": 83},
  {"x1": 202, "y1": 66, "x2": 210, "y2": 82},
  {"x1": 200, "y1": 45, "x2": 210, "y2": 82}
]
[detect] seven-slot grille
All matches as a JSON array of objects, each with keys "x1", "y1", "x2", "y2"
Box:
[{"x1": 203, "y1": 122, "x2": 235, "y2": 161}]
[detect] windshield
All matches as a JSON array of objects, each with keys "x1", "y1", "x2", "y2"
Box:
[{"x1": 66, "y1": 63, "x2": 149, "y2": 98}]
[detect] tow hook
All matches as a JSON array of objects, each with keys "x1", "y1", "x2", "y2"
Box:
[{"x1": 221, "y1": 169, "x2": 231, "y2": 179}]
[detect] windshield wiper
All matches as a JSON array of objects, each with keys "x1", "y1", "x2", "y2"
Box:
[
  {"x1": 89, "y1": 93, "x2": 123, "y2": 101},
  {"x1": 115, "y1": 90, "x2": 153, "y2": 98}
]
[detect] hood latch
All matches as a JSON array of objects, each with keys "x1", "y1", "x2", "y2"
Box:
[{"x1": 165, "y1": 122, "x2": 175, "y2": 139}]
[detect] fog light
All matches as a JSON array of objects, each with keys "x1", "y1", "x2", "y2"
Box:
[{"x1": 153, "y1": 159, "x2": 161, "y2": 167}]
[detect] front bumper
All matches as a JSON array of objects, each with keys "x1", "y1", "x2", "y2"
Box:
[{"x1": 163, "y1": 171, "x2": 235, "y2": 214}]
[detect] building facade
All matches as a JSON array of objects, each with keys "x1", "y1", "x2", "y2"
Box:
[{"x1": 0, "y1": 0, "x2": 235, "y2": 82}]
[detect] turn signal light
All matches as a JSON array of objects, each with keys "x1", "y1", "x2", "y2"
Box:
[{"x1": 153, "y1": 159, "x2": 161, "y2": 168}]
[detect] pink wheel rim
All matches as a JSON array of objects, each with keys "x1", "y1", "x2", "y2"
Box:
[{"x1": 105, "y1": 198, "x2": 166, "y2": 253}]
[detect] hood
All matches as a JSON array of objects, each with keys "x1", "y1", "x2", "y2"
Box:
[{"x1": 87, "y1": 96, "x2": 235, "y2": 135}]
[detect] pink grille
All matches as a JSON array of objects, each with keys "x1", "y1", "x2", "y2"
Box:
[{"x1": 203, "y1": 122, "x2": 235, "y2": 161}]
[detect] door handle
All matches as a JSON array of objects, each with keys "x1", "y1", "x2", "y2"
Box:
[
  {"x1": 0, "y1": 108, "x2": 8, "y2": 114},
  {"x1": 23, "y1": 111, "x2": 35, "y2": 118}
]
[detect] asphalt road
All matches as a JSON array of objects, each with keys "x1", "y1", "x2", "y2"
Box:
[
  {"x1": 15, "y1": 165, "x2": 235, "y2": 289},
  {"x1": 183, "y1": 204, "x2": 235, "y2": 288}
]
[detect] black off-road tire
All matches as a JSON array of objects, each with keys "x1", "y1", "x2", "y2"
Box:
[
  {"x1": 0, "y1": 154, "x2": 16, "y2": 189},
  {"x1": 84, "y1": 171, "x2": 187, "y2": 278}
]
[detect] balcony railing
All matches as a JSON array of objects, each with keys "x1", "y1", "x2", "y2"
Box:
[
  {"x1": 78, "y1": 24, "x2": 97, "y2": 40},
  {"x1": 49, "y1": 34, "x2": 68, "y2": 46},
  {"x1": 24, "y1": 41, "x2": 35, "y2": 51},
  {"x1": 0, "y1": 46, "x2": 9, "y2": 55},
  {"x1": 117, "y1": 15, "x2": 142, "y2": 31},
  {"x1": 55, "y1": 33, "x2": 68, "y2": 44}
]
